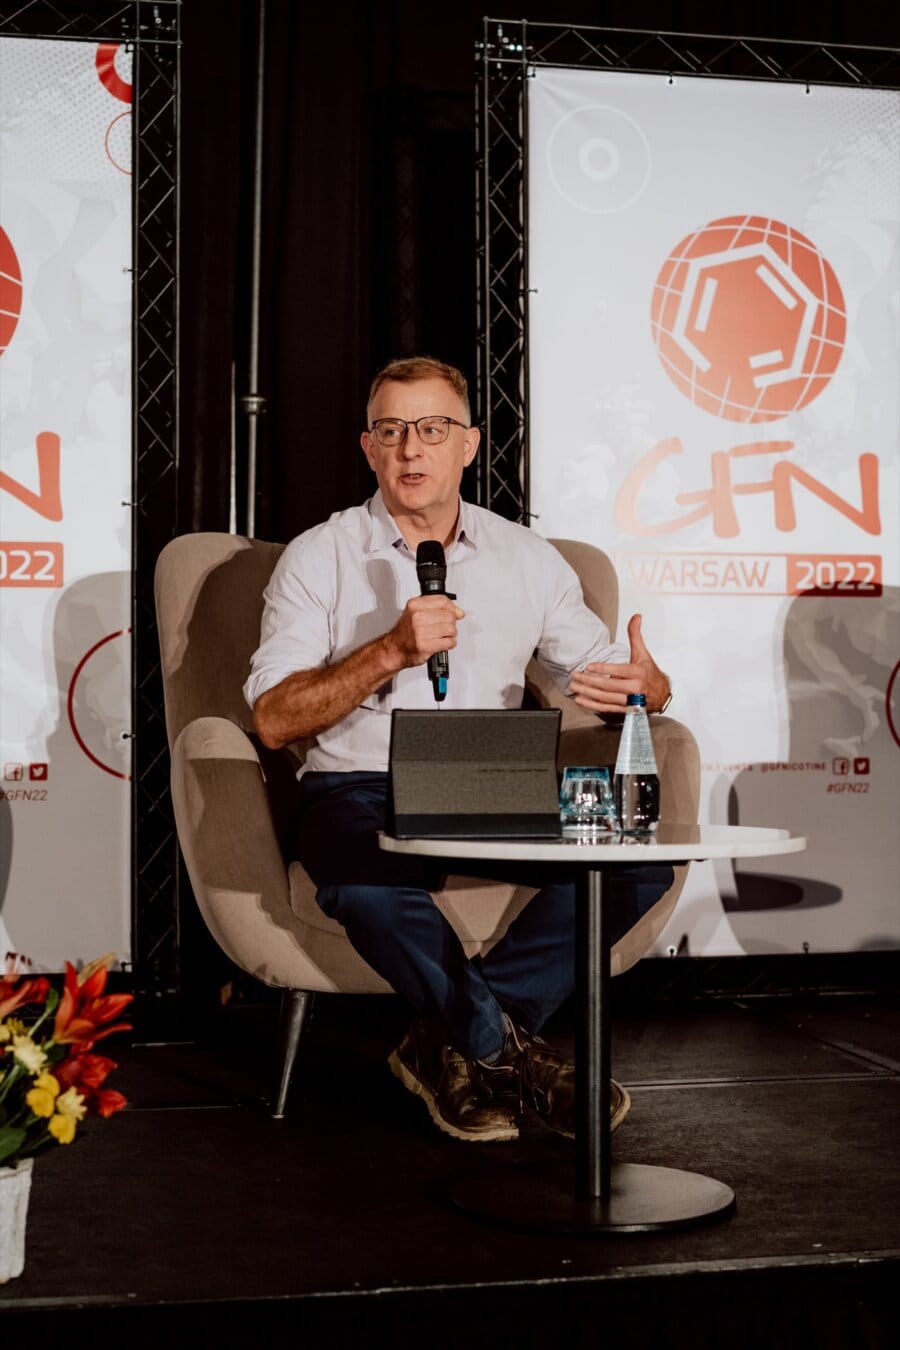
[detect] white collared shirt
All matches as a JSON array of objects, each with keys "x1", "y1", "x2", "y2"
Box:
[{"x1": 243, "y1": 491, "x2": 627, "y2": 774}]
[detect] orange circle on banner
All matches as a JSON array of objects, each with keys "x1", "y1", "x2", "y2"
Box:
[
  {"x1": 104, "y1": 110, "x2": 132, "y2": 175},
  {"x1": 650, "y1": 216, "x2": 846, "y2": 423},
  {"x1": 67, "y1": 630, "x2": 132, "y2": 781},
  {"x1": 887, "y1": 661, "x2": 900, "y2": 750},
  {"x1": 0, "y1": 226, "x2": 23, "y2": 357}
]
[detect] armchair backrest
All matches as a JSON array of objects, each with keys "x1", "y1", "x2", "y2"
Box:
[
  {"x1": 525, "y1": 538, "x2": 619, "y2": 723},
  {"x1": 155, "y1": 533, "x2": 285, "y2": 751},
  {"x1": 548, "y1": 538, "x2": 619, "y2": 637},
  {"x1": 154, "y1": 530, "x2": 619, "y2": 753}
]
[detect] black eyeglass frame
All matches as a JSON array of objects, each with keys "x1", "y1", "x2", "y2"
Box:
[{"x1": 367, "y1": 415, "x2": 471, "y2": 445}]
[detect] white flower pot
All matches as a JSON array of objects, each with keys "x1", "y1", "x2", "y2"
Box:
[{"x1": 0, "y1": 1157, "x2": 33, "y2": 1283}]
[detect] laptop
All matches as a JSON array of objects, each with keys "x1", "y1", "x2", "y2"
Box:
[{"x1": 388, "y1": 708, "x2": 562, "y2": 839}]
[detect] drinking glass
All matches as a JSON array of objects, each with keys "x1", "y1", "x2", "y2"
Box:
[{"x1": 559, "y1": 765, "x2": 616, "y2": 834}]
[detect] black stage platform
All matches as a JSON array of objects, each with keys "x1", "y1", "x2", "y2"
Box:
[{"x1": 2, "y1": 981, "x2": 898, "y2": 1346}]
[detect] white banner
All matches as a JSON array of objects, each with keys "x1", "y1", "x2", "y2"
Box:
[
  {"x1": 0, "y1": 38, "x2": 133, "y2": 970},
  {"x1": 528, "y1": 68, "x2": 900, "y2": 956}
]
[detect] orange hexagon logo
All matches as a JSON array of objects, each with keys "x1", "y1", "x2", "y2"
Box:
[
  {"x1": 650, "y1": 216, "x2": 846, "y2": 423},
  {"x1": 0, "y1": 226, "x2": 23, "y2": 357}
]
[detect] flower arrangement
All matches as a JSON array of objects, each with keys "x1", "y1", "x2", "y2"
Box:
[{"x1": 0, "y1": 954, "x2": 133, "y2": 1167}]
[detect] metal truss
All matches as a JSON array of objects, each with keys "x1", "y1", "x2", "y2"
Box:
[
  {"x1": 475, "y1": 18, "x2": 900, "y2": 522},
  {"x1": 131, "y1": 4, "x2": 180, "y2": 1001},
  {"x1": 1, "y1": 1, "x2": 181, "y2": 997},
  {"x1": 475, "y1": 23, "x2": 531, "y2": 521},
  {"x1": 476, "y1": 19, "x2": 900, "y2": 993}
]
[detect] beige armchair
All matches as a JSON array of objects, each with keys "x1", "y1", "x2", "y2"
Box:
[{"x1": 154, "y1": 533, "x2": 699, "y2": 1117}]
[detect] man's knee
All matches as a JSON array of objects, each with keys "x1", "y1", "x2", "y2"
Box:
[
  {"x1": 316, "y1": 882, "x2": 438, "y2": 929},
  {"x1": 316, "y1": 883, "x2": 391, "y2": 926}
]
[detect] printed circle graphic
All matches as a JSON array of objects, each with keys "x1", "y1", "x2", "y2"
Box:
[
  {"x1": 887, "y1": 660, "x2": 900, "y2": 750},
  {"x1": 0, "y1": 226, "x2": 23, "y2": 357},
  {"x1": 105, "y1": 111, "x2": 133, "y2": 175},
  {"x1": 67, "y1": 630, "x2": 132, "y2": 781},
  {"x1": 95, "y1": 43, "x2": 133, "y2": 104},
  {"x1": 547, "y1": 105, "x2": 651, "y2": 214},
  {"x1": 650, "y1": 216, "x2": 846, "y2": 423}
]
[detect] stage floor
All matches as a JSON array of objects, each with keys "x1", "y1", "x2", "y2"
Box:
[{"x1": 2, "y1": 985, "x2": 898, "y2": 1345}]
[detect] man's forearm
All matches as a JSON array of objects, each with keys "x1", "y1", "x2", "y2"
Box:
[{"x1": 253, "y1": 635, "x2": 400, "y2": 749}]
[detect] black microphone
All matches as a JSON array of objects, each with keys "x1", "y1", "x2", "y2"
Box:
[{"x1": 415, "y1": 540, "x2": 450, "y2": 702}]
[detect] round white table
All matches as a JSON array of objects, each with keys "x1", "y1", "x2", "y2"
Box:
[{"x1": 380, "y1": 824, "x2": 806, "y2": 1234}]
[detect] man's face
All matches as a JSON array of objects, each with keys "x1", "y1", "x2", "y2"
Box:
[{"x1": 361, "y1": 377, "x2": 480, "y2": 524}]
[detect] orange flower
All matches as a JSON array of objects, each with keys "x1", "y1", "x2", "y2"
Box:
[
  {"x1": 55, "y1": 1054, "x2": 128, "y2": 1116},
  {"x1": 92, "y1": 1089, "x2": 128, "y2": 1118},
  {"x1": 52, "y1": 960, "x2": 133, "y2": 1049},
  {"x1": 56, "y1": 1052, "x2": 115, "y2": 1090},
  {"x1": 0, "y1": 972, "x2": 50, "y2": 1019}
]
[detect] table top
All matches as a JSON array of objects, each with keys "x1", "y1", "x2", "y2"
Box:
[{"x1": 379, "y1": 823, "x2": 806, "y2": 864}]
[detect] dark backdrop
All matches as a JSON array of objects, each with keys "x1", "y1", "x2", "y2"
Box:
[{"x1": 179, "y1": 0, "x2": 900, "y2": 547}]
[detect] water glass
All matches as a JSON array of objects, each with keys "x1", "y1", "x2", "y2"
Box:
[{"x1": 559, "y1": 765, "x2": 616, "y2": 834}]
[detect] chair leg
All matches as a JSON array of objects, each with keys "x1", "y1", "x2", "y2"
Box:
[{"x1": 271, "y1": 989, "x2": 315, "y2": 1119}]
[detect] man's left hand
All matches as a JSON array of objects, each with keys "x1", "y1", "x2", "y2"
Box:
[{"x1": 568, "y1": 614, "x2": 671, "y2": 715}]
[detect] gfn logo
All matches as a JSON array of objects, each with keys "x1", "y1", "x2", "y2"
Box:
[
  {"x1": 650, "y1": 216, "x2": 846, "y2": 423},
  {"x1": 0, "y1": 225, "x2": 63, "y2": 530}
]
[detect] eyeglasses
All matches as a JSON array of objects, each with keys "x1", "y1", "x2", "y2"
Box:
[{"x1": 368, "y1": 415, "x2": 469, "y2": 447}]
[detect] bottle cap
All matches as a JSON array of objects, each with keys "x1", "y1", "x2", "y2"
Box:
[{"x1": 626, "y1": 693, "x2": 647, "y2": 706}]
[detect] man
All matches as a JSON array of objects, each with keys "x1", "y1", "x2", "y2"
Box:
[{"x1": 245, "y1": 356, "x2": 673, "y2": 1143}]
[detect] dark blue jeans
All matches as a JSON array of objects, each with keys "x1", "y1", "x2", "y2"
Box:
[{"x1": 298, "y1": 771, "x2": 673, "y2": 1061}]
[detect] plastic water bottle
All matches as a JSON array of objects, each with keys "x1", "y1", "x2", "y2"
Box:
[{"x1": 613, "y1": 693, "x2": 659, "y2": 833}]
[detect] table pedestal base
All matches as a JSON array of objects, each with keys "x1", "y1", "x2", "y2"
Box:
[{"x1": 451, "y1": 1162, "x2": 735, "y2": 1234}]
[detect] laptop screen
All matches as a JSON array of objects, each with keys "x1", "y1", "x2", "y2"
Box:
[{"x1": 388, "y1": 709, "x2": 562, "y2": 839}]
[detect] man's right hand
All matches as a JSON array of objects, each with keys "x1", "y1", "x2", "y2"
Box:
[
  {"x1": 254, "y1": 595, "x2": 465, "y2": 750},
  {"x1": 384, "y1": 594, "x2": 465, "y2": 670}
]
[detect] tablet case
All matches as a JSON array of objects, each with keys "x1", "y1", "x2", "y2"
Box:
[{"x1": 388, "y1": 709, "x2": 562, "y2": 839}]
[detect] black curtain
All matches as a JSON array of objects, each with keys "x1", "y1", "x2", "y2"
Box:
[
  {"x1": 178, "y1": 0, "x2": 245, "y2": 535},
  {"x1": 255, "y1": 2, "x2": 378, "y2": 543}
]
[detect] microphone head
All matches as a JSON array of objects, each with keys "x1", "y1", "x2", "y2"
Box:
[
  {"x1": 416, "y1": 540, "x2": 445, "y2": 568},
  {"x1": 416, "y1": 540, "x2": 447, "y2": 591}
]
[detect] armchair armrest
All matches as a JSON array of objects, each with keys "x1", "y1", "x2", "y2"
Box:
[{"x1": 170, "y1": 716, "x2": 329, "y2": 989}]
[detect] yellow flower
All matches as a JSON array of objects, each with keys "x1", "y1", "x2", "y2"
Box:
[
  {"x1": 11, "y1": 1034, "x2": 47, "y2": 1074},
  {"x1": 26, "y1": 1073, "x2": 60, "y2": 1118},
  {"x1": 48, "y1": 1113, "x2": 77, "y2": 1144},
  {"x1": 0, "y1": 1017, "x2": 26, "y2": 1044},
  {"x1": 55, "y1": 1086, "x2": 87, "y2": 1121},
  {"x1": 26, "y1": 1086, "x2": 57, "y2": 1118}
]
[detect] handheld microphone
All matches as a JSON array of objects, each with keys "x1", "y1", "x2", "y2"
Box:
[{"x1": 415, "y1": 540, "x2": 450, "y2": 702}]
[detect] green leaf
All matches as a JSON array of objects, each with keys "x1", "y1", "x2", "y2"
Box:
[
  {"x1": 0, "y1": 1125, "x2": 27, "y2": 1165},
  {"x1": 0, "y1": 1063, "x2": 25, "y2": 1106},
  {"x1": 29, "y1": 985, "x2": 60, "y2": 1037}
]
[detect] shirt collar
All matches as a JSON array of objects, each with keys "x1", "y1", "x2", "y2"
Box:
[
  {"x1": 454, "y1": 497, "x2": 479, "y2": 552},
  {"x1": 366, "y1": 490, "x2": 405, "y2": 553},
  {"x1": 365, "y1": 490, "x2": 479, "y2": 555}
]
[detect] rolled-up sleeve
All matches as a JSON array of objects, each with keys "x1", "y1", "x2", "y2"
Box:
[
  {"x1": 533, "y1": 545, "x2": 628, "y2": 692},
  {"x1": 242, "y1": 529, "x2": 335, "y2": 710}
]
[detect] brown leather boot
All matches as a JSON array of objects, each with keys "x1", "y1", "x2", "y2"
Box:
[
  {"x1": 389, "y1": 1021, "x2": 519, "y2": 1142},
  {"x1": 493, "y1": 1022, "x2": 630, "y2": 1140}
]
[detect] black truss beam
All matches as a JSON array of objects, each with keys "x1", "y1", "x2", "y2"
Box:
[{"x1": 1, "y1": 1, "x2": 181, "y2": 997}]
